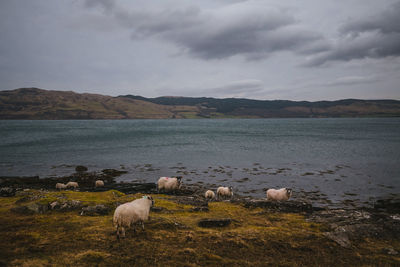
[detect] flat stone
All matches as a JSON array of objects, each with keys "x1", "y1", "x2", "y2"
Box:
[
  {"x1": 80, "y1": 204, "x2": 110, "y2": 216},
  {"x1": 198, "y1": 218, "x2": 231, "y2": 228}
]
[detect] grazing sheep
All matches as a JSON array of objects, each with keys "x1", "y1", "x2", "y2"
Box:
[
  {"x1": 266, "y1": 188, "x2": 292, "y2": 201},
  {"x1": 95, "y1": 180, "x2": 104, "y2": 187},
  {"x1": 113, "y1": 195, "x2": 154, "y2": 238},
  {"x1": 217, "y1": 186, "x2": 233, "y2": 200},
  {"x1": 157, "y1": 176, "x2": 182, "y2": 193},
  {"x1": 66, "y1": 181, "x2": 79, "y2": 189},
  {"x1": 205, "y1": 190, "x2": 215, "y2": 200},
  {"x1": 55, "y1": 183, "x2": 67, "y2": 190}
]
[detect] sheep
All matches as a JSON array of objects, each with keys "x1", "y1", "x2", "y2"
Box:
[
  {"x1": 217, "y1": 186, "x2": 233, "y2": 200},
  {"x1": 55, "y1": 183, "x2": 67, "y2": 190},
  {"x1": 95, "y1": 180, "x2": 104, "y2": 187},
  {"x1": 157, "y1": 176, "x2": 182, "y2": 193},
  {"x1": 113, "y1": 195, "x2": 154, "y2": 239},
  {"x1": 66, "y1": 181, "x2": 79, "y2": 189},
  {"x1": 205, "y1": 190, "x2": 215, "y2": 200},
  {"x1": 266, "y1": 188, "x2": 292, "y2": 201}
]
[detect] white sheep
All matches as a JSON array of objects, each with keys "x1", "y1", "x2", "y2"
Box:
[
  {"x1": 266, "y1": 188, "x2": 292, "y2": 201},
  {"x1": 157, "y1": 176, "x2": 182, "y2": 193},
  {"x1": 55, "y1": 183, "x2": 67, "y2": 190},
  {"x1": 205, "y1": 190, "x2": 215, "y2": 200},
  {"x1": 95, "y1": 180, "x2": 104, "y2": 187},
  {"x1": 66, "y1": 181, "x2": 79, "y2": 189},
  {"x1": 113, "y1": 195, "x2": 154, "y2": 238},
  {"x1": 217, "y1": 186, "x2": 233, "y2": 200}
]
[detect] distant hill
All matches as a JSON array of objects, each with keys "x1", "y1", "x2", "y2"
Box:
[
  {"x1": 0, "y1": 88, "x2": 198, "y2": 119},
  {"x1": 122, "y1": 95, "x2": 400, "y2": 118},
  {"x1": 0, "y1": 88, "x2": 399, "y2": 119}
]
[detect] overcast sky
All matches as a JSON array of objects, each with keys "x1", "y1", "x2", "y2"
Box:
[{"x1": 0, "y1": 0, "x2": 399, "y2": 101}]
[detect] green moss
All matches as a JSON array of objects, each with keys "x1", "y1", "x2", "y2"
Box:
[{"x1": 1, "y1": 191, "x2": 399, "y2": 266}]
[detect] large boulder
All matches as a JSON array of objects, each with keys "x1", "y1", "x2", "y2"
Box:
[
  {"x1": 11, "y1": 202, "x2": 49, "y2": 214},
  {"x1": 0, "y1": 187, "x2": 16, "y2": 197}
]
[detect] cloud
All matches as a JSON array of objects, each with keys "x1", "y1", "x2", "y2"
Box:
[
  {"x1": 305, "y1": 1, "x2": 400, "y2": 66},
  {"x1": 84, "y1": 0, "x2": 115, "y2": 13},
  {"x1": 319, "y1": 76, "x2": 381, "y2": 87},
  {"x1": 83, "y1": 0, "x2": 325, "y2": 60}
]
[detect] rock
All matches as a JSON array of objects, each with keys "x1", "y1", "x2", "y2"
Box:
[
  {"x1": 101, "y1": 169, "x2": 127, "y2": 176},
  {"x1": 60, "y1": 200, "x2": 82, "y2": 211},
  {"x1": 190, "y1": 207, "x2": 209, "y2": 212},
  {"x1": 198, "y1": 218, "x2": 231, "y2": 228},
  {"x1": 75, "y1": 165, "x2": 88, "y2": 172},
  {"x1": 80, "y1": 205, "x2": 110, "y2": 216},
  {"x1": 115, "y1": 183, "x2": 157, "y2": 194},
  {"x1": 382, "y1": 247, "x2": 398, "y2": 255},
  {"x1": 324, "y1": 229, "x2": 351, "y2": 248},
  {"x1": 0, "y1": 187, "x2": 16, "y2": 197},
  {"x1": 150, "y1": 206, "x2": 165, "y2": 212},
  {"x1": 11, "y1": 202, "x2": 49, "y2": 214},
  {"x1": 374, "y1": 198, "x2": 400, "y2": 213},
  {"x1": 11, "y1": 205, "x2": 35, "y2": 215},
  {"x1": 244, "y1": 200, "x2": 313, "y2": 213},
  {"x1": 50, "y1": 201, "x2": 60, "y2": 210}
]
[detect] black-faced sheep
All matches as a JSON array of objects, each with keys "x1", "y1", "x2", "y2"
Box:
[
  {"x1": 266, "y1": 188, "x2": 292, "y2": 201},
  {"x1": 113, "y1": 195, "x2": 154, "y2": 239}
]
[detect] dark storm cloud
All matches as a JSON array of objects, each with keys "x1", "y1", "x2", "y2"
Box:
[
  {"x1": 305, "y1": 1, "x2": 400, "y2": 66},
  {"x1": 84, "y1": 1, "x2": 325, "y2": 60}
]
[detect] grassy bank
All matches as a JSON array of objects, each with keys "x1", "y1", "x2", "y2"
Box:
[{"x1": 0, "y1": 189, "x2": 399, "y2": 266}]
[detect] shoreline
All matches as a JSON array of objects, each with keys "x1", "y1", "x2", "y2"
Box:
[
  {"x1": 0, "y1": 168, "x2": 399, "y2": 265},
  {"x1": 1, "y1": 165, "x2": 398, "y2": 210}
]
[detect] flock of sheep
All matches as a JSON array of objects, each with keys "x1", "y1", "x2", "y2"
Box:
[{"x1": 55, "y1": 176, "x2": 292, "y2": 239}]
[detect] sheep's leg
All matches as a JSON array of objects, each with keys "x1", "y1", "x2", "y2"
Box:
[
  {"x1": 121, "y1": 227, "x2": 125, "y2": 238},
  {"x1": 141, "y1": 221, "x2": 145, "y2": 231}
]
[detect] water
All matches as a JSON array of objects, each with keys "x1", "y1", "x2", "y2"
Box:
[{"x1": 1, "y1": 118, "x2": 399, "y2": 206}]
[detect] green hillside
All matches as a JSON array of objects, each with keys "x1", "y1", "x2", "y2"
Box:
[{"x1": 1, "y1": 88, "x2": 399, "y2": 119}]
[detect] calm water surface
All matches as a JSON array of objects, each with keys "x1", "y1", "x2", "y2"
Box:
[{"x1": 1, "y1": 118, "x2": 399, "y2": 206}]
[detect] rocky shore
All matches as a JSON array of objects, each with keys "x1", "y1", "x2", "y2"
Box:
[{"x1": 0, "y1": 168, "x2": 399, "y2": 266}]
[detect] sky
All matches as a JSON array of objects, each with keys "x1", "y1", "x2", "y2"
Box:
[{"x1": 0, "y1": 0, "x2": 399, "y2": 101}]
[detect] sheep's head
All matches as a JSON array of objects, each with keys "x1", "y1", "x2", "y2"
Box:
[
  {"x1": 286, "y1": 188, "x2": 293, "y2": 198},
  {"x1": 143, "y1": 195, "x2": 155, "y2": 206},
  {"x1": 176, "y1": 176, "x2": 183, "y2": 188},
  {"x1": 229, "y1": 186, "x2": 233, "y2": 195}
]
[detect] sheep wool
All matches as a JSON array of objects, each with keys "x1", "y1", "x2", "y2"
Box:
[
  {"x1": 55, "y1": 183, "x2": 67, "y2": 190},
  {"x1": 217, "y1": 186, "x2": 233, "y2": 200},
  {"x1": 113, "y1": 195, "x2": 154, "y2": 238},
  {"x1": 266, "y1": 188, "x2": 292, "y2": 201},
  {"x1": 95, "y1": 180, "x2": 104, "y2": 187},
  {"x1": 157, "y1": 177, "x2": 182, "y2": 193},
  {"x1": 205, "y1": 190, "x2": 215, "y2": 200},
  {"x1": 66, "y1": 181, "x2": 79, "y2": 189}
]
